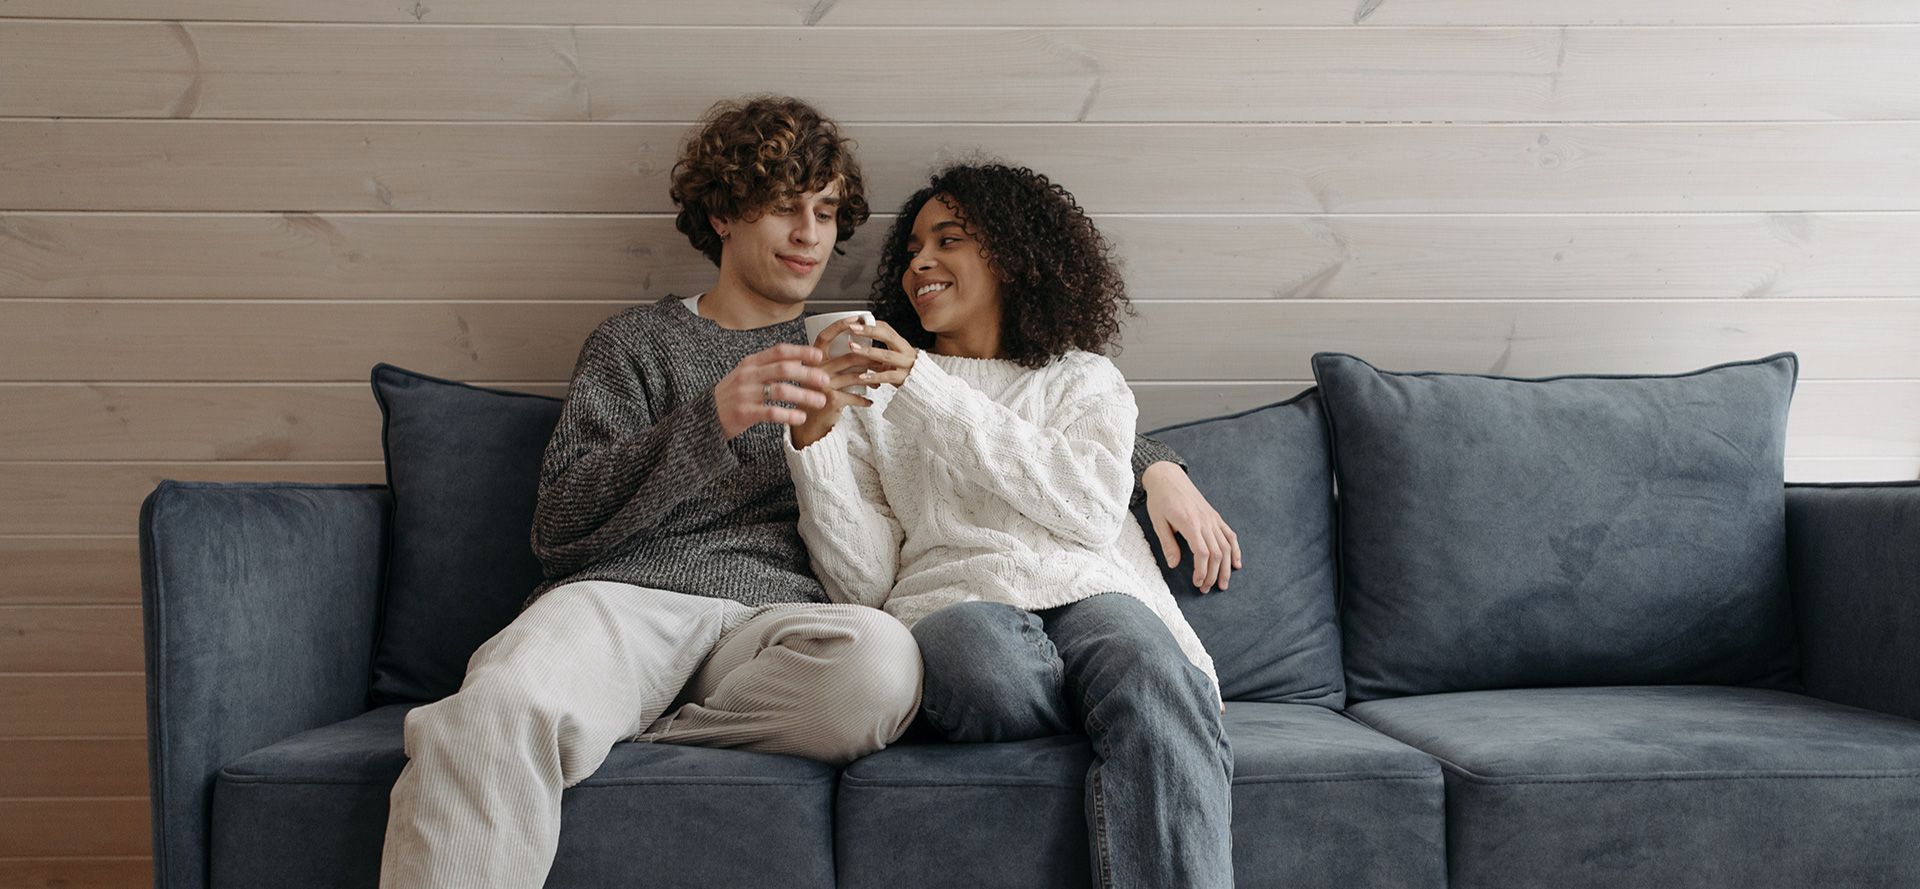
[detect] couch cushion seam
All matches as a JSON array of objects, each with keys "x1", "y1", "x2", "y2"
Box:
[
  {"x1": 218, "y1": 774, "x2": 830, "y2": 788},
  {"x1": 1442, "y1": 767, "x2": 1920, "y2": 787}
]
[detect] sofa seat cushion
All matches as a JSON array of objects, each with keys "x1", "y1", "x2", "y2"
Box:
[
  {"x1": 210, "y1": 704, "x2": 837, "y2": 889},
  {"x1": 1348, "y1": 686, "x2": 1920, "y2": 889},
  {"x1": 835, "y1": 702, "x2": 1445, "y2": 889}
]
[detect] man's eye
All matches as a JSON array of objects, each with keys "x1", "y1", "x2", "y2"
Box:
[
  {"x1": 817, "y1": 212, "x2": 833, "y2": 222},
  {"x1": 773, "y1": 205, "x2": 795, "y2": 215}
]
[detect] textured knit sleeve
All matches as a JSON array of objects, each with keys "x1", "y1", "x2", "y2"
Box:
[
  {"x1": 1129, "y1": 432, "x2": 1187, "y2": 508},
  {"x1": 529, "y1": 321, "x2": 740, "y2": 579},
  {"x1": 784, "y1": 418, "x2": 903, "y2": 609},
  {"x1": 884, "y1": 353, "x2": 1136, "y2": 548}
]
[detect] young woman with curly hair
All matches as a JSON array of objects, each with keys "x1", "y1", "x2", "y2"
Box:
[{"x1": 783, "y1": 163, "x2": 1236, "y2": 889}]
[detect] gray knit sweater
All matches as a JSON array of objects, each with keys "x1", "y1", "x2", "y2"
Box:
[{"x1": 525, "y1": 295, "x2": 1184, "y2": 609}]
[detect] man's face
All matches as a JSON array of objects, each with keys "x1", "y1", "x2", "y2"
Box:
[{"x1": 713, "y1": 182, "x2": 842, "y2": 307}]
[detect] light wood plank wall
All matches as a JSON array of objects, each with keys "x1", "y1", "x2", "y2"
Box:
[{"x1": 3, "y1": 2, "x2": 1919, "y2": 877}]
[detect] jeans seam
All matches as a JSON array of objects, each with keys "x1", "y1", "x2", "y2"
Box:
[{"x1": 1086, "y1": 705, "x2": 1116, "y2": 889}]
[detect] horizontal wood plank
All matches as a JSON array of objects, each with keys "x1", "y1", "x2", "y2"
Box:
[
  {"x1": 1784, "y1": 458, "x2": 1920, "y2": 481},
  {"x1": 0, "y1": 606, "x2": 142, "y2": 672},
  {"x1": 0, "y1": 537, "x2": 140, "y2": 605},
  {"x1": 0, "y1": 383, "x2": 566, "y2": 461},
  {"x1": 0, "y1": 674, "x2": 146, "y2": 737},
  {"x1": 9, "y1": 211, "x2": 1920, "y2": 301},
  {"x1": 2, "y1": 298, "x2": 1916, "y2": 383},
  {"x1": 4, "y1": 380, "x2": 1914, "y2": 461},
  {"x1": 6, "y1": 1, "x2": 1918, "y2": 25},
  {"x1": 0, "y1": 858, "x2": 152, "y2": 889},
  {"x1": 1130, "y1": 381, "x2": 1920, "y2": 460},
  {"x1": 0, "y1": 799, "x2": 149, "y2": 857},
  {"x1": 0, "y1": 738, "x2": 147, "y2": 797},
  {"x1": 4, "y1": 22, "x2": 1919, "y2": 122},
  {"x1": 0, "y1": 463, "x2": 382, "y2": 535},
  {"x1": 9, "y1": 120, "x2": 1920, "y2": 215},
  {"x1": 0, "y1": 376, "x2": 1913, "y2": 535}
]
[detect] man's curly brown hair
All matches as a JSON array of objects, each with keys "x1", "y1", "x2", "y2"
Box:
[
  {"x1": 670, "y1": 96, "x2": 870, "y2": 266},
  {"x1": 869, "y1": 163, "x2": 1133, "y2": 369}
]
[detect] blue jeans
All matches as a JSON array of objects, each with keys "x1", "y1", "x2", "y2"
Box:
[{"x1": 912, "y1": 594, "x2": 1234, "y2": 889}]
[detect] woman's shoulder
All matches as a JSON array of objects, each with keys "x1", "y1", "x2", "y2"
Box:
[{"x1": 1050, "y1": 350, "x2": 1126, "y2": 387}]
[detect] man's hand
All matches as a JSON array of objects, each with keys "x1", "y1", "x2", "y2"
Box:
[
  {"x1": 715, "y1": 344, "x2": 832, "y2": 439},
  {"x1": 1142, "y1": 462, "x2": 1242, "y2": 593}
]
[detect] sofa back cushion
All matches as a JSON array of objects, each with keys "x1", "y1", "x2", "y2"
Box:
[
  {"x1": 370, "y1": 364, "x2": 562, "y2": 704},
  {"x1": 1313, "y1": 352, "x2": 1801, "y2": 703},
  {"x1": 1134, "y1": 391, "x2": 1345, "y2": 708}
]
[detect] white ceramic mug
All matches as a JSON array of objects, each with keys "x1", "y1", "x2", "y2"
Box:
[{"x1": 802, "y1": 310, "x2": 876, "y2": 395}]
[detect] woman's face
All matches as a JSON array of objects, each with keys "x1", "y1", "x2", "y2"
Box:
[{"x1": 899, "y1": 195, "x2": 1003, "y2": 338}]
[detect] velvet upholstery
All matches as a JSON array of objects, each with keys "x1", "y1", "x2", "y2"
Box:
[
  {"x1": 211, "y1": 704, "x2": 838, "y2": 889},
  {"x1": 1788, "y1": 480, "x2": 1920, "y2": 723},
  {"x1": 835, "y1": 702, "x2": 1444, "y2": 889},
  {"x1": 1349, "y1": 686, "x2": 1920, "y2": 889},
  {"x1": 1133, "y1": 391, "x2": 1344, "y2": 707},
  {"x1": 369, "y1": 363, "x2": 563, "y2": 704},
  {"x1": 1312, "y1": 352, "x2": 1802, "y2": 702},
  {"x1": 140, "y1": 481, "x2": 391, "y2": 889},
  {"x1": 143, "y1": 365, "x2": 1920, "y2": 889}
]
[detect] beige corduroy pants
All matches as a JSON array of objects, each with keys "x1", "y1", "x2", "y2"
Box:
[{"x1": 377, "y1": 579, "x2": 922, "y2": 889}]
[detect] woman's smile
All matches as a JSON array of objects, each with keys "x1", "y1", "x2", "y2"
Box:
[{"x1": 911, "y1": 281, "x2": 952, "y2": 306}]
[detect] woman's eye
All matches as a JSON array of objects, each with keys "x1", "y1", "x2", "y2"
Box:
[{"x1": 939, "y1": 237, "x2": 960, "y2": 247}]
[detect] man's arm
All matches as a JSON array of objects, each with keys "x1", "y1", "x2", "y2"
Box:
[
  {"x1": 529, "y1": 324, "x2": 740, "y2": 580},
  {"x1": 1130, "y1": 432, "x2": 1187, "y2": 507},
  {"x1": 1132, "y1": 431, "x2": 1244, "y2": 594}
]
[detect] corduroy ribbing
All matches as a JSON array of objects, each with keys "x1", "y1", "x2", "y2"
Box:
[{"x1": 378, "y1": 579, "x2": 920, "y2": 889}]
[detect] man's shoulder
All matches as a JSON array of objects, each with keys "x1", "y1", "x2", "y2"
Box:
[{"x1": 582, "y1": 298, "x2": 685, "y2": 349}]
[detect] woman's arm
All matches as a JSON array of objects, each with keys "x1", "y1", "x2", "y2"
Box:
[
  {"x1": 884, "y1": 353, "x2": 1137, "y2": 548},
  {"x1": 784, "y1": 421, "x2": 903, "y2": 609}
]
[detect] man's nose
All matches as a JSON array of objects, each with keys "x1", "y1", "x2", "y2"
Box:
[{"x1": 794, "y1": 215, "x2": 823, "y2": 246}]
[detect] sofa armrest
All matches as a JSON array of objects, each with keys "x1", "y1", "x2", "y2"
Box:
[
  {"x1": 140, "y1": 480, "x2": 391, "y2": 889},
  {"x1": 1787, "y1": 480, "x2": 1920, "y2": 722}
]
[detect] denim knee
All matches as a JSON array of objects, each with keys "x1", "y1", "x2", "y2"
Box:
[
  {"x1": 912, "y1": 601, "x2": 1070, "y2": 742},
  {"x1": 1052, "y1": 595, "x2": 1217, "y2": 722}
]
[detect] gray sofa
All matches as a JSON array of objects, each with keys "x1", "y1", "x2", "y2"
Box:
[{"x1": 141, "y1": 352, "x2": 1920, "y2": 889}]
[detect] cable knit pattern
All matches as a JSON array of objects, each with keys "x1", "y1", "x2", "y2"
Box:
[
  {"x1": 785, "y1": 349, "x2": 1220, "y2": 698},
  {"x1": 525, "y1": 296, "x2": 1187, "y2": 611}
]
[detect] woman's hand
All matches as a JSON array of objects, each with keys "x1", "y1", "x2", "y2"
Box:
[
  {"x1": 791, "y1": 317, "x2": 883, "y2": 449},
  {"x1": 845, "y1": 319, "x2": 918, "y2": 387},
  {"x1": 1142, "y1": 462, "x2": 1242, "y2": 593}
]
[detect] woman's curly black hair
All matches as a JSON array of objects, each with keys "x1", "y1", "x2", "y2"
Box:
[{"x1": 868, "y1": 163, "x2": 1132, "y2": 369}]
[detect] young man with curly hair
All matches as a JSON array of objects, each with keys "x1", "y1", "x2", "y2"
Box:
[{"x1": 377, "y1": 97, "x2": 1238, "y2": 889}]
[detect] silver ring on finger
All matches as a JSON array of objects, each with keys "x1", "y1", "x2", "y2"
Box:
[{"x1": 762, "y1": 382, "x2": 775, "y2": 403}]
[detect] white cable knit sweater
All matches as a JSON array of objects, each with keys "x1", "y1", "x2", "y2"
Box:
[{"x1": 783, "y1": 349, "x2": 1219, "y2": 698}]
